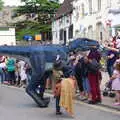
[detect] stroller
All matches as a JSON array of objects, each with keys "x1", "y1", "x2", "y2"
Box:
[{"x1": 103, "y1": 80, "x2": 116, "y2": 98}]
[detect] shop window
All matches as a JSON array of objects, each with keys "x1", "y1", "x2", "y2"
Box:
[{"x1": 98, "y1": 0, "x2": 101, "y2": 11}]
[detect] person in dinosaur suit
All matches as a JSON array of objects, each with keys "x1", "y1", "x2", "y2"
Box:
[{"x1": 0, "y1": 38, "x2": 99, "y2": 108}]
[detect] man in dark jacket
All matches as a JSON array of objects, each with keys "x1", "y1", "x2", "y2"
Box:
[
  {"x1": 74, "y1": 58, "x2": 84, "y2": 99},
  {"x1": 87, "y1": 47, "x2": 102, "y2": 104}
]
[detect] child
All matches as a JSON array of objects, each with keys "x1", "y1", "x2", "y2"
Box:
[
  {"x1": 60, "y1": 73, "x2": 76, "y2": 117},
  {"x1": 110, "y1": 62, "x2": 120, "y2": 106},
  {"x1": 52, "y1": 62, "x2": 63, "y2": 115},
  {"x1": 54, "y1": 79, "x2": 62, "y2": 115}
]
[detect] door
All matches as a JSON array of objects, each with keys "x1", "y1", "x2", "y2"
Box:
[{"x1": 64, "y1": 30, "x2": 67, "y2": 45}]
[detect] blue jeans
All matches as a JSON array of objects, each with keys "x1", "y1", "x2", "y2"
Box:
[
  {"x1": 107, "y1": 65, "x2": 113, "y2": 77},
  {"x1": 82, "y1": 77, "x2": 90, "y2": 93},
  {"x1": 0, "y1": 68, "x2": 5, "y2": 83}
]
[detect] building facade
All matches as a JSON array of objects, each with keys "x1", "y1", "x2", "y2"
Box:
[
  {"x1": 52, "y1": 0, "x2": 120, "y2": 44},
  {"x1": 73, "y1": 0, "x2": 120, "y2": 44},
  {"x1": 0, "y1": 27, "x2": 16, "y2": 45},
  {"x1": 52, "y1": 0, "x2": 74, "y2": 45}
]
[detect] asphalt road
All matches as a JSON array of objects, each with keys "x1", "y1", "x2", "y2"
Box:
[{"x1": 0, "y1": 85, "x2": 120, "y2": 120}]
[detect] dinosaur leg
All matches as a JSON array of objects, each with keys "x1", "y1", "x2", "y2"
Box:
[{"x1": 26, "y1": 54, "x2": 50, "y2": 107}]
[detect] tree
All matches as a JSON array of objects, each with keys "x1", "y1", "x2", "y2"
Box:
[
  {"x1": 0, "y1": 0, "x2": 3, "y2": 10},
  {"x1": 13, "y1": 0, "x2": 60, "y2": 41},
  {"x1": 15, "y1": 0, "x2": 60, "y2": 23}
]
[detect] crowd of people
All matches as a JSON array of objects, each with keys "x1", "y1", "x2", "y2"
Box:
[
  {"x1": 0, "y1": 56, "x2": 32, "y2": 88},
  {"x1": 51, "y1": 42, "x2": 120, "y2": 115}
]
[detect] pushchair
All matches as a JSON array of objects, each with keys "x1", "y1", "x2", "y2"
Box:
[{"x1": 103, "y1": 80, "x2": 116, "y2": 98}]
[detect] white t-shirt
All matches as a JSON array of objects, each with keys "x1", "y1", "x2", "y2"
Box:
[
  {"x1": 0, "y1": 62, "x2": 6, "y2": 69},
  {"x1": 18, "y1": 60, "x2": 27, "y2": 81}
]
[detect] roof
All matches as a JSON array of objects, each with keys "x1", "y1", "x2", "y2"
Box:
[{"x1": 55, "y1": 0, "x2": 74, "y2": 19}]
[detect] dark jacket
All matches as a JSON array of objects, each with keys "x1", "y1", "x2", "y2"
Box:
[{"x1": 87, "y1": 59, "x2": 101, "y2": 74}]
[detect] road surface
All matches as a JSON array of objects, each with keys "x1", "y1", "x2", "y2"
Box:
[{"x1": 0, "y1": 85, "x2": 120, "y2": 120}]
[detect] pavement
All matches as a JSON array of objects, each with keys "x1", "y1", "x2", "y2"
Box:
[{"x1": 0, "y1": 85, "x2": 120, "y2": 120}]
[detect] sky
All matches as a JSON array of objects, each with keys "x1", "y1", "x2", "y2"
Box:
[
  {"x1": 3, "y1": 0, "x2": 64, "y2": 6},
  {"x1": 3, "y1": 0, "x2": 24, "y2": 6}
]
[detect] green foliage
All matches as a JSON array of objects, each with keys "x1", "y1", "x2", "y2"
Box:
[
  {"x1": 0, "y1": 0, "x2": 3, "y2": 10},
  {"x1": 16, "y1": 0, "x2": 60, "y2": 18},
  {"x1": 15, "y1": 21, "x2": 51, "y2": 40},
  {"x1": 14, "y1": 0, "x2": 60, "y2": 40}
]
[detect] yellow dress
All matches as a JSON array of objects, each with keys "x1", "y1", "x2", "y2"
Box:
[{"x1": 60, "y1": 78, "x2": 75, "y2": 116}]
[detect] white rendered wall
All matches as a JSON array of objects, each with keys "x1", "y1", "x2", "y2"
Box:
[{"x1": 0, "y1": 27, "x2": 16, "y2": 45}]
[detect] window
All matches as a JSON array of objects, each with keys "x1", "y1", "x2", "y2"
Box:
[
  {"x1": 96, "y1": 22, "x2": 103, "y2": 41},
  {"x1": 60, "y1": 29, "x2": 63, "y2": 41},
  {"x1": 88, "y1": 26, "x2": 93, "y2": 39},
  {"x1": 117, "y1": 0, "x2": 120, "y2": 3},
  {"x1": 68, "y1": 24, "x2": 73, "y2": 39},
  {"x1": 107, "y1": 0, "x2": 111, "y2": 8},
  {"x1": 98, "y1": 0, "x2": 101, "y2": 11},
  {"x1": 89, "y1": 0, "x2": 92, "y2": 14},
  {"x1": 0, "y1": 27, "x2": 9, "y2": 31},
  {"x1": 81, "y1": 4, "x2": 85, "y2": 17}
]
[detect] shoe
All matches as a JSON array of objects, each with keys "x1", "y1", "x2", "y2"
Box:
[
  {"x1": 42, "y1": 97, "x2": 50, "y2": 105},
  {"x1": 79, "y1": 96, "x2": 87, "y2": 101},
  {"x1": 96, "y1": 99, "x2": 102, "y2": 103},
  {"x1": 37, "y1": 94, "x2": 50, "y2": 105},
  {"x1": 26, "y1": 88, "x2": 50, "y2": 108},
  {"x1": 113, "y1": 102, "x2": 120, "y2": 106},
  {"x1": 103, "y1": 91, "x2": 108, "y2": 97},
  {"x1": 109, "y1": 92, "x2": 116, "y2": 98},
  {"x1": 88, "y1": 100, "x2": 96, "y2": 104},
  {"x1": 56, "y1": 111, "x2": 62, "y2": 115}
]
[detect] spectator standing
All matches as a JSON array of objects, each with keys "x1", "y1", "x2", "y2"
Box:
[
  {"x1": 25, "y1": 63, "x2": 32, "y2": 85},
  {"x1": 74, "y1": 57, "x2": 84, "y2": 100},
  {"x1": 18, "y1": 60, "x2": 27, "y2": 88},
  {"x1": 106, "y1": 43, "x2": 118, "y2": 77},
  {"x1": 15, "y1": 59, "x2": 21, "y2": 86},
  {"x1": 0, "y1": 56, "x2": 6, "y2": 83},
  {"x1": 111, "y1": 62, "x2": 120, "y2": 106},
  {"x1": 81, "y1": 56, "x2": 90, "y2": 100},
  {"x1": 6, "y1": 57, "x2": 16, "y2": 85},
  {"x1": 87, "y1": 46, "x2": 102, "y2": 104}
]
